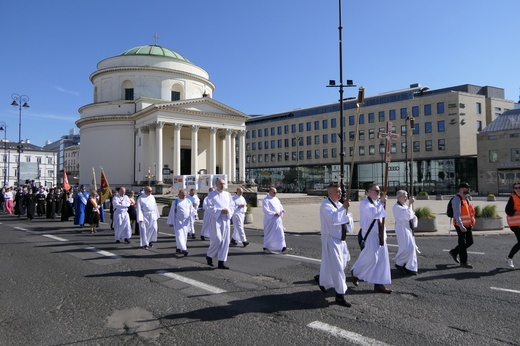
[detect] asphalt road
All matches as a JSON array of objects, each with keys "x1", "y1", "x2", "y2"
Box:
[{"x1": 0, "y1": 213, "x2": 518, "y2": 345}]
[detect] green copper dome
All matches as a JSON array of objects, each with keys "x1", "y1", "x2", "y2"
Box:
[{"x1": 120, "y1": 45, "x2": 190, "y2": 63}]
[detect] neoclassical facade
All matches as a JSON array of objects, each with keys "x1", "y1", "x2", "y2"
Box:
[{"x1": 76, "y1": 45, "x2": 250, "y2": 188}]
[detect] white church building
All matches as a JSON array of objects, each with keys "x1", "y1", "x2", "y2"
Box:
[{"x1": 76, "y1": 45, "x2": 250, "y2": 189}]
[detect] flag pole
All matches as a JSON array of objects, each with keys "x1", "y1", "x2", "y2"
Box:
[{"x1": 92, "y1": 167, "x2": 97, "y2": 190}]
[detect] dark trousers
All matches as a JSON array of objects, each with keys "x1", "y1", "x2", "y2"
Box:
[
  {"x1": 508, "y1": 227, "x2": 520, "y2": 259},
  {"x1": 453, "y1": 226, "x2": 474, "y2": 264}
]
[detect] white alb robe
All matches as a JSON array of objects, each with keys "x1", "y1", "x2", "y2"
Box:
[
  {"x1": 206, "y1": 190, "x2": 235, "y2": 262},
  {"x1": 167, "y1": 198, "x2": 193, "y2": 251},
  {"x1": 113, "y1": 194, "x2": 132, "y2": 241},
  {"x1": 319, "y1": 198, "x2": 354, "y2": 294},
  {"x1": 136, "y1": 194, "x2": 160, "y2": 247},
  {"x1": 186, "y1": 194, "x2": 200, "y2": 235},
  {"x1": 232, "y1": 194, "x2": 247, "y2": 243},
  {"x1": 393, "y1": 202, "x2": 418, "y2": 272},
  {"x1": 200, "y1": 196, "x2": 211, "y2": 238},
  {"x1": 351, "y1": 197, "x2": 391, "y2": 285},
  {"x1": 262, "y1": 195, "x2": 286, "y2": 250}
]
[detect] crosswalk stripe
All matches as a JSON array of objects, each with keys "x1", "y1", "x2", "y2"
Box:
[
  {"x1": 158, "y1": 271, "x2": 227, "y2": 294},
  {"x1": 308, "y1": 321, "x2": 392, "y2": 345}
]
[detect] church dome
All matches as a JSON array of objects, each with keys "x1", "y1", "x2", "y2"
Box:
[{"x1": 119, "y1": 45, "x2": 191, "y2": 63}]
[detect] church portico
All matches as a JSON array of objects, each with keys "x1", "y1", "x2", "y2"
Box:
[{"x1": 77, "y1": 43, "x2": 249, "y2": 189}]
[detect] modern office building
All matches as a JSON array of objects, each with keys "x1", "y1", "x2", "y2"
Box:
[
  {"x1": 245, "y1": 84, "x2": 514, "y2": 195},
  {"x1": 477, "y1": 108, "x2": 520, "y2": 195},
  {"x1": 63, "y1": 144, "x2": 80, "y2": 187},
  {"x1": 43, "y1": 129, "x2": 81, "y2": 184}
]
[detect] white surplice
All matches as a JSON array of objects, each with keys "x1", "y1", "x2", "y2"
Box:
[
  {"x1": 167, "y1": 198, "x2": 193, "y2": 252},
  {"x1": 186, "y1": 194, "x2": 200, "y2": 235},
  {"x1": 136, "y1": 194, "x2": 160, "y2": 247},
  {"x1": 200, "y1": 196, "x2": 211, "y2": 238},
  {"x1": 206, "y1": 190, "x2": 235, "y2": 262},
  {"x1": 319, "y1": 198, "x2": 354, "y2": 294},
  {"x1": 231, "y1": 194, "x2": 247, "y2": 243},
  {"x1": 393, "y1": 202, "x2": 418, "y2": 272},
  {"x1": 112, "y1": 193, "x2": 132, "y2": 241},
  {"x1": 262, "y1": 195, "x2": 286, "y2": 251},
  {"x1": 351, "y1": 197, "x2": 391, "y2": 285}
]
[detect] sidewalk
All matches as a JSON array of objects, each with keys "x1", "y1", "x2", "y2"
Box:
[{"x1": 242, "y1": 193, "x2": 512, "y2": 237}]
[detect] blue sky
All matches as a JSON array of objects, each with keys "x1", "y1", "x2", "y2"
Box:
[{"x1": 1, "y1": 0, "x2": 518, "y2": 147}]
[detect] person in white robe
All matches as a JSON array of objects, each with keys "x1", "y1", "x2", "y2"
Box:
[
  {"x1": 205, "y1": 178, "x2": 235, "y2": 269},
  {"x1": 317, "y1": 183, "x2": 354, "y2": 307},
  {"x1": 112, "y1": 187, "x2": 132, "y2": 243},
  {"x1": 136, "y1": 186, "x2": 160, "y2": 249},
  {"x1": 351, "y1": 183, "x2": 392, "y2": 294},
  {"x1": 186, "y1": 189, "x2": 200, "y2": 239},
  {"x1": 167, "y1": 190, "x2": 193, "y2": 256},
  {"x1": 393, "y1": 190, "x2": 418, "y2": 274},
  {"x1": 262, "y1": 187, "x2": 288, "y2": 252},
  {"x1": 200, "y1": 188, "x2": 214, "y2": 240},
  {"x1": 231, "y1": 187, "x2": 249, "y2": 247}
]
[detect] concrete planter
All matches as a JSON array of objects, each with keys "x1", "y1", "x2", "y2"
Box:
[
  {"x1": 473, "y1": 218, "x2": 503, "y2": 231},
  {"x1": 245, "y1": 214, "x2": 253, "y2": 224},
  {"x1": 436, "y1": 194, "x2": 443, "y2": 200},
  {"x1": 415, "y1": 217, "x2": 438, "y2": 232},
  {"x1": 487, "y1": 196, "x2": 496, "y2": 201},
  {"x1": 416, "y1": 195, "x2": 429, "y2": 200}
]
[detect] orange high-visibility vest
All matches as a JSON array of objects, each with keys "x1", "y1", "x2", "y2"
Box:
[
  {"x1": 453, "y1": 194, "x2": 475, "y2": 227},
  {"x1": 506, "y1": 194, "x2": 520, "y2": 228}
]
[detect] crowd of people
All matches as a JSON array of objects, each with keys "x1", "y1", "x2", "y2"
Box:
[{"x1": 2, "y1": 179, "x2": 519, "y2": 310}]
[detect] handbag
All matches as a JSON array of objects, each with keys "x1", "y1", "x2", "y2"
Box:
[{"x1": 358, "y1": 219, "x2": 377, "y2": 250}]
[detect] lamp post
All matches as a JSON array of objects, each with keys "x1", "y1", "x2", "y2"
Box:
[
  {"x1": 405, "y1": 115, "x2": 411, "y2": 191},
  {"x1": 379, "y1": 142, "x2": 385, "y2": 186},
  {"x1": 409, "y1": 117, "x2": 415, "y2": 200},
  {"x1": 11, "y1": 94, "x2": 30, "y2": 188},
  {"x1": 0, "y1": 122, "x2": 6, "y2": 187},
  {"x1": 294, "y1": 136, "x2": 302, "y2": 192}
]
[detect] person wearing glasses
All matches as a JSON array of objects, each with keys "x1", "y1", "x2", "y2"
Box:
[
  {"x1": 448, "y1": 182, "x2": 476, "y2": 269},
  {"x1": 351, "y1": 183, "x2": 392, "y2": 294},
  {"x1": 505, "y1": 182, "x2": 520, "y2": 268}
]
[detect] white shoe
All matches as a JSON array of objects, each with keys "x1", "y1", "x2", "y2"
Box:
[{"x1": 506, "y1": 258, "x2": 514, "y2": 268}]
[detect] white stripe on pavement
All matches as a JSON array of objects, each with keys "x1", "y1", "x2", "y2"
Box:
[
  {"x1": 42, "y1": 234, "x2": 68, "y2": 242},
  {"x1": 281, "y1": 253, "x2": 321, "y2": 263},
  {"x1": 490, "y1": 287, "x2": 520, "y2": 294},
  {"x1": 442, "y1": 249, "x2": 485, "y2": 255},
  {"x1": 158, "y1": 271, "x2": 227, "y2": 294},
  {"x1": 307, "y1": 321, "x2": 392, "y2": 346},
  {"x1": 85, "y1": 247, "x2": 122, "y2": 259},
  {"x1": 14, "y1": 227, "x2": 30, "y2": 231}
]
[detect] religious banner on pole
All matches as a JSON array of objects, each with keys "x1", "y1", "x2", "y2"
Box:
[
  {"x1": 63, "y1": 168, "x2": 71, "y2": 191},
  {"x1": 99, "y1": 167, "x2": 111, "y2": 205}
]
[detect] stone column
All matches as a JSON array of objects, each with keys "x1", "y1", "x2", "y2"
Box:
[
  {"x1": 173, "y1": 123, "x2": 182, "y2": 175},
  {"x1": 238, "y1": 130, "x2": 246, "y2": 183},
  {"x1": 148, "y1": 123, "x2": 157, "y2": 182},
  {"x1": 209, "y1": 127, "x2": 217, "y2": 174},
  {"x1": 191, "y1": 125, "x2": 200, "y2": 175},
  {"x1": 140, "y1": 125, "x2": 150, "y2": 182},
  {"x1": 155, "y1": 121, "x2": 164, "y2": 183},
  {"x1": 225, "y1": 129, "x2": 233, "y2": 178},
  {"x1": 230, "y1": 131, "x2": 237, "y2": 182}
]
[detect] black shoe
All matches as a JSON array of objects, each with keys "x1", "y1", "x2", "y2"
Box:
[
  {"x1": 263, "y1": 248, "x2": 271, "y2": 253},
  {"x1": 149, "y1": 242, "x2": 153, "y2": 247},
  {"x1": 335, "y1": 294, "x2": 351, "y2": 307},
  {"x1": 200, "y1": 236, "x2": 205, "y2": 241},
  {"x1": 218, "y1": 261, "x2": 229, "y2": 270},
  {"x1": 242, "y1": 241, "x2": 249, "y2": 248},
  {"x1": 351, "y1": 270, "x2": 359, "y2": 287},
  {"x1": 449, "y1": 250, "x2": 460, "y2": 264},
  {"x1": 460, "y1": 262, "x2": 473, "y2": 269},
  {"x1": 124, "y1": 238, "x2": 130, "y2": 244},
  {"x1": 314, "y1": 274, "x2": 320, "y2": 283},
  {"x1": 206, "y1": 256, "x2": 214, "y2": 266},
  {"x1": 374, "y1": 285, "x2": 393, "y2": 294},
  {"x1": 318, "y1": 284, "x2": 327, "y2": 293},
  {"x1": 230, "y1": 238, "x2": 237, "y2": 245},
  {"x1": 190, "y1": 234, "x2": 196, "y2": 240},
  {"x1": 404, "y1": 268, "x2": 418, "y2": 275},
  {"x1": 143, "y1": 246, "x2": 149, "y2": 249},
  {"x1": 176, "y1": 249, "x2": 181, "y2": 253},
  {"x1": 115, "y1": 240, "x2": 121, "y2": 243},
  {"x1": 394, "y1": 263, "x2": 407, "y2": 274},
  {"x1": 182, "y1": 251, "x2": 188, "y2": 257}
]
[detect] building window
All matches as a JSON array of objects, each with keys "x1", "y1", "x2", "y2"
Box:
[
  {"x1": 306, "y1": 122, "x2": 311, "y2": 131},
  {"x1": 332, "y1": 148, "x2": 337, "y2": 158},
  {"x1": 359, "y1": 146, "x2": 365, "y2": 156},
  {"x1": 307, "y1": 150, "x2": 312, "y2": 159},
  {"x1": 401, "y1": 125, "x2": 407, "y2": 136},
  {"x1": 252, "y1": 143, "x2": 256, "y2": 150},
  {"x1": 264, "y1": 154, "x2": 269, "y2": 162},
  {"x1": 264, "y1": 128, "x2": 268, "y2": 137},
  {"x1": 424, "y1": 104, "x2": 432, "y2": 115},
  {"x1": 331, "y1": 118, "x2": 337, "y2": 128},
  {"x1": 413, "y1": 141, "x2": 420, "y2": 152},
  {"x1": 331, "y1": 133, "x2": 337, "y2": 143},
  {"x1": 299, "y1": 123, "x2": 304, "y2": 132},
  {"x1": 278, "y1": 140, "x2": 282, "y2": 148},
  {"x1": 511, "y1": 149, "x2": 520, "y2": 162},
  {"x1": 271, "y1": 153, "x2": 275, "y2": 162},
  {"x1": 359, "y1": 114, "x2": 365, "y2": 124},
  {"x1": 271, "y1": 140, "x2": 275, "y2": 148},
  {"x1": 379, "y1": 111, "x2": 385, "y2": 122},
  {"x1": 278, "y1": 153, "x2": 282, "y2": 161},
  {"x1": 285, "y1": 152, "x2": 289, "y2": 161},
  {"x1": 368, "y1": 113, "x2": 374, "y2": 123},
  {"x1": 258, "y1": 129, "x2": 262, "y2": 138},
  {"x1": 171, "y1": 91, "x2": 180, "y2": 101},
  {"x1": 359, "y1": 130, "x2": 365, "y2": 140},
  {"x1": 246, "y1": 131, "x2": 250, "y2": 139},
  {"x1": 291, "y1": 124, "x2": 296, "y2": 133},
  {"x1": 400, "y1": 108, "x2": 407, "y2": 119},
  {"x1": 349, "y1": 147, "x2": 354, "y2": 157},
  {"x1": 314, "y1": 135, "x2": 320, "y2": 144},
  {"x1": 437, "y1": 120, "x2": 445, "y2": 132},
  {"x1": 401, "y1": 142, "x2": 407, "y2": 153},
  {"x1": 425, "y1": 122, "x2": 432, "y2": 133},
  {"x1": 284, "y1": 138, "x2": 289, "y2": 147},
  {"x1": 125, "y1": 88, "x2": 134, "y2": 100},
  {"x1": 323, "y1": 149, "x2": 328, "y2": 158},
  {"x1": 349, "y1": 116, "x2": 355, "y2": 126},
  {"x1": 47, "y1": 157, "x2": 53, "y2": 164},
  {"x1": 323, "y1": 134, "x2": 328, "y2": 144},
  {"x1": 391, "y1": 143, "x2": 396, "y2": 153},
  {"x1": 306, "y1": 136, "x2": 311, "y2": 145},
  {"x1": 291, "y1": 138, "x2": 297, "y2": 147},
  {"x1": 477, "y1": 120, "x2": 482, "y2": 132},
  {"x1": 315, "y1": 150, "x2": 320, "y2": 159},
  {"x1": 412, "y1": 106, "x2": 419, "y2": 117},
  {"x1": 489, "y1": 150, "x2": 498, "y2": 162},
  {"x1": 413, "y1": 123, "x2": 419, "y2": 135},
  {"x1": 252, "y1": 131, "x2": 256, "y2": 138},
  {"x1": 284, "y1": 125, "x2": 289, "y2": 134},
  {"x1": 349, "y1": 131, "x2": 355, "y2": 141},
  {"x1": 314, "y1": 121, "x2": 319, "y2": 130},
  {"x1": 438, "y1": 139, "x2": 445, "y2": 151},
  {"x1": 322, "y1": 119, "x2": 328, "y2": 129},
  {"x1": 369, "y1": 129, "x2": 375, "y2": 139},
  {"x1": 369, "y1": 145, "x2": 375, "y2": 155},
  {"x1": 389, "y1": 109, "x2": 396, "y2": 120},
  {"x1": 476, "y1": 102, "x2": 482, "y2": 114},
  {"x1": 437, "y1": 102, "x2": 445, "y2": 114},
  {"x1": 425, "y1": 140, "x2": 432, "y2": 151},
  {"x1": 246, "y1": 143, "x2": 251, "y2": 151},
  {"x1": 278, "y1": 126, "x2": 282, "y2": 135},
  {"x1": 271, "y1": 127, "x2": 275, "y2": 136},
  {"x1": 252, "y1": 155, "x2": 256, "y2": 163},
  {"x1": 292, "y1": 151, "x2": 297, "y2": 161},
  {"x1": 258, "y1": 154, "x2": 263, "y2": 163},
  {"x1": 258, "y1": 142, "x2": 262, "y2": 150}
]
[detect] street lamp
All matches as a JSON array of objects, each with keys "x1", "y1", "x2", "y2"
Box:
[
  {"x1": 379, "y1": 141, "x2": 385, "y2": 186},
  {"x1": 409, "y1": 116, "x2": 415, "y2": 200},
  {"x1": 11, "y1": 94, "x2": 30, "y2": 188},
  {"x1": 294, "y1": 136, "x2": 302, "y2": 192},
  {"x1": 0, "y1": 122, "x2": 6, "y2": 187}
]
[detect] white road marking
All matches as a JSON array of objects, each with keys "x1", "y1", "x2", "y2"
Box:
[
  {"x1": 158, "y1": 271, "x2": 227, "y2": 294},
  {"x1": 42, "y1": 234, "x2": 68, "y2": 242},
  {"x1": 281, "y1": 253, "x2": 321, "y2": 263},
  {"x1": 442, "y1": 249, "x2": 485, "y2": 255},
  {"x1": 158, "y1": 231, "x2": 173, "y2": 236},
  {"x1": 490, "y1": 287, "x2": 520, "y2": 294},
  {"x1": 85, "y1": 247, "x2": 122, "y2": 259},
  {"x1": 15, "y1": 227, "x2": 30, "y2": 231},
  {"x1": 386, "y1": 243, "x2": 398, "y2": 247},
  {"x1": 307, "y1": 321, "x2": 392, "y2": 345}
]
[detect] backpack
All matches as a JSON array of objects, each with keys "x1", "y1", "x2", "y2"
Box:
[{"x1": 446, "y1": 195, "x2": 463, "y2": 218}]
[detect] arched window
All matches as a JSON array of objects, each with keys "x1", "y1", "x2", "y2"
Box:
[
  {"x1": 122, "y1": 80, "x2": 134, "y2": 100},
  {"x1": 171, "y1": 83, "x2": 183, "y2": 101}
]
